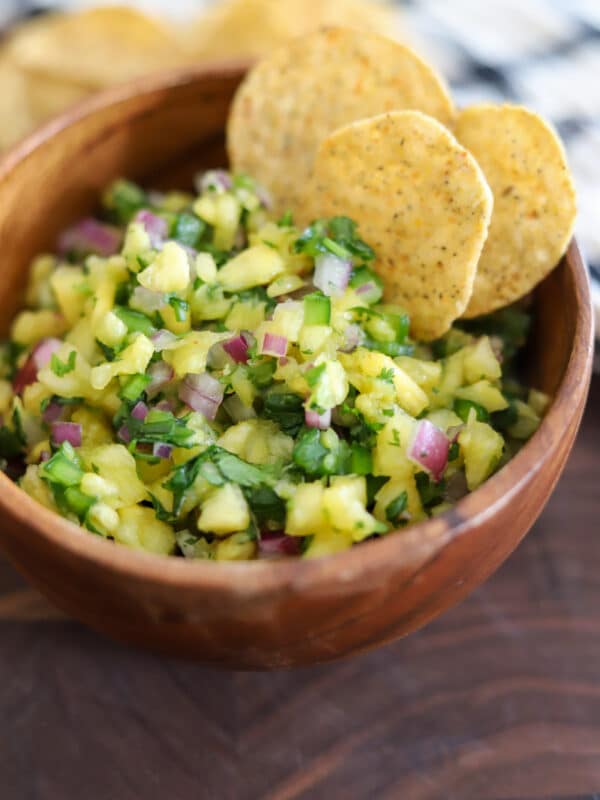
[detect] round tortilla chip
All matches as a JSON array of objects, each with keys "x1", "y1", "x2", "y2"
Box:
[
  {"x1": 187, "y1": 0, "x2": 399, "y2": 60},
  {"x1": 5, "y1": 7, "x2": 181, "y2": 90},
  {"x1": 302, "y1": 111, "x2": 493, "y2": 341},
  {"x1": 455, "y1": 104, "x2": 577, "y2": 318},
  {"x1": 227, "y1": 26, "x2": 454, "y2": 217},
  {"x1": 0, "y1": 57, "x2": 34, "y2": 150}
]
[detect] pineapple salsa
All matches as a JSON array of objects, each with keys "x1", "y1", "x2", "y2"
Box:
[{"x1": 0, "y1": 171, "x2": 548, "y2": 560}]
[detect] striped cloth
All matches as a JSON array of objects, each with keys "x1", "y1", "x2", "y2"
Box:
[{"x1": 5, "y1": 0, "x2": 600, "y2": 339}]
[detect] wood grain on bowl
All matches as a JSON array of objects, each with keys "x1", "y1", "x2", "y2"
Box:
[{"x1": 0, "y1": 64, "x2": 593, "y2": 668}]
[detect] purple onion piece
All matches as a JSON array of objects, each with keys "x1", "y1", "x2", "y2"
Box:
[
  {"x1": 58, "y1": 218, "x2": 122, "y2": 258},
  {"x1": 152, "y1": 442, "x2": 173, "y2": 459},
  {"x1": 134, "y1": 209, "x2": 168, "y2": 248},
  {"x1": 51, "y1": 422, "x2": 82, "y2": 448},
  {"x1": 131, "y1": 401, "x2": 149, "y2": 421}
]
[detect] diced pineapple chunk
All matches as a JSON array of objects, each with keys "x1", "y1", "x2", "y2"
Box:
[
  {"x1": 217, "y1": 244, "x2": 284, "y2": 291},
  {"x1": 161, "y1": 330, "x2": 229, "y2": 377},
  {"x1": 298, "y1": 324, "x2": 336, "y2": 358},
  {"x1": 463, "y1": 336, "x2": 502, "y2": 384},
  {"x1": 341, "y1": 348, "x2": 428, "y2": 416},
  {"x1": 507, "y1": 400, "x2": 541, "y2": 439},
  {"x1": 86, "y1": 444, "x2": 148, "y2": 507},
  {"x1": 218, "y1": 419, "x2": 293, "y2": 464},
  {"x1": 458, "y1": 420, "x2": 504, "y2": 490},
  {"x1": 96, "y1": 310, "x2": 128, "y2": 347},
  {"x1": 160, "y1": 302, "x2": 191, "y2": 335},
  {"x1": 373, "y1": 474, "x2": 426, "y2": 525},
  {"x1": 455, "y1": 380, "x2": 508, "y2": 413},
  {"x1": 116, "y1": 506, "x2": 176, "y2": 554},
  {"x1": 528, "y1": 388, "x2": 550, "y2": 416},
  {"x1": 225, "y1": 300, "x2": 266, "y2": 332},
  {"x1": 372, "y1": 410, "x2": 417, "y2": 477},
  {"x1": 50, "y1": 265, "x2": 88, "y2": 326},
  {"x1": 323, "y1": 476, "x2": 380, "y2": 542},
  {"x1": 122, "y1": 221, "x2": 151, "y2": 260},
  {"x1": 395, "y1": 356, "x2": 442, "y2": 395},
  {"x1": 19, "y1": 464, "x2": 57, "y2": 511},
  {"x1": 88, "y1": 503, "x2": 120, "y2": 536},
  {"x1": 137, "y1": 241, "x2": 190, "y2": 293},
  {"x1": 215, "y1": 532, "x2": 257, "y2": 560},
  {"x1": 11, "y1": 310, "x2": 66, "y2": 345},
  {"x1": 430, "y1": 349, "x2": 464, "y2": 408},
  {"x1": 90, "y1": 333, "x2": 154, "y2": 390},
  {"x1": 197, "y1": 483, "x2": 250, "y2": 535},
  {"x1": 194, "y1": 252, "x2": 217, "y2": 284},
  {"x1": 286, "y1": 482, "x2": 326, "y2": 536},
  {"x1": 307, "y1": 356, "x2": 349, "y2": 411},
  {"x1": 426, "y1": 408, "x2": 463, "y2": 433},
  {"x1": 302, "y1": 529, "x2": 353, "y2": 558}
]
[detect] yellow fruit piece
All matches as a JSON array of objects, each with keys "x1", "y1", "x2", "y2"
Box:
[
  {"x1": 197, "y1": 483, "x2": 250, "y2": 536},
  {"x1": 90, "y1": 333, "x2": 154, "y2": 390},
  {"x1": 11, "y1": 309, "x2": 66, "y2": 345},
  {"x1": 87, "y1": 444, "x2": 148, "y2": 507},
  {"x1": 217, "y1": 244, "x2": 285, "y2": 291},
  {"x1": 137, "y1": 241, "x2": 190, "y2": 293},
  {"x1": 116, "y1": 506, "x2": 176, "y2": 555}
]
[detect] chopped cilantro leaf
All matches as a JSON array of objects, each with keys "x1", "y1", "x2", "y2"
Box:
[{"x1": 50, "y1": 350, "x2": 76, "y2": 377}]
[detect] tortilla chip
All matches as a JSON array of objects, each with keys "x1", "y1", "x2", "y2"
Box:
[
  {"x1": 0, "y1": 57, "x2": 33, "y2": 150},
  {"x1": 22, "y1": 70, "x2": 91, "y2": 127},
  {"x1": 227, "y1": 26, "x2": 454, "y2": 216},
  {"x1": 5, "y1": 7, "x2": 180, "y2": 90},
  {"x1": 455, "y1": 104, "x2": 577, "y2": 318},
  {"x1": 302, "y1": 111, "x2": 493, "y2": 341},
  {"x1": 186, "y1": 0, "x2": 399, "y2": 60}
]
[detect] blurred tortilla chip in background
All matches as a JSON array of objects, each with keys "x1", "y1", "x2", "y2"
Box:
[{"x1": 0, "y1": 0, "x2": 401, "y2": 148}]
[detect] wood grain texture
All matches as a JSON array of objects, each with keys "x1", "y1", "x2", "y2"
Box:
[
  {"x1": 0, "y1": 63, "x2": 593, "y2": 668},
  {"x1": 0, "y1": 375, "x2": 599, "y2": 800}
]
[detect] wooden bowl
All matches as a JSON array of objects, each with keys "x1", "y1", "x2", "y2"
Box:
[{"x1": 0, "y1": 64, "x2": 593, "y2": 668}]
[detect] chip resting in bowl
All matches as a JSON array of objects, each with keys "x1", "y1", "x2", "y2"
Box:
[
  {"x1": 301, "y1": 110, "x2": 493, "y2": 340},
  {"x1": 455, "y1": 104, "x2": 577, "y2": 318},
  {"x1": 227, "y1": 26, "x2": 454, "y2": 216}
]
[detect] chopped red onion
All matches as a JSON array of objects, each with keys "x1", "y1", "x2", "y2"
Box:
[
  {"x1": 13, "y1": 337, "x2": 63, "y2": 394},
  {"x1": 340, "y1": 323, "x2": 363, "y2": 353},
  {"x1": 178, "y1": 372, "x2": 224, "y2": 420},
  {"x1": 150, "y1": 329, "x2": 178, "y2": 351},
  {"x1": 58, "y1": 218, "x2": 122, "y2": 258},
  {"x1": 131, "y1": 401, "x2": 149, "y2": 421},
  {"x1": 51, "y1": 421, "x2": 82, "y2": 448},
  {"x1": 134, "y1": 209, "x2": 168, "y2": 248},
  {"x1": 278, "y1": 356, "x2": 289, "y2": 367},
  {"x1": 154, "y1": 398, "x2": 177, "y2": 414},
  {"x1": 305, "y1": 407, "x2": 331, "y2": 430},
  {"x1": 146, "y1": 361, "x2": 174, "y2": 399},
  {"x1": 39, "y1": 451, "x2": 51, "y2": 463},
  {"x1": 152, "y1": 442, "x2": 173, "y2": 459},
  {"x1": 407, "y1": 420, "x2": 449, "y2": 483},
  {"x1": 259, "y1": 531, "x2": 300, "y2": 557},
  {"x1": 117, "y1": 424, "x2": 131, "y2": 444},
  {"x1": 131, "y1": 286, "x2": 167, "y2": 313},
  {"x1": 223, "y1": 395, "x2": 256, "y2": 422},
  {"x1": 197, "y1": 169, "x2": 232, "y2": 194},
  {"x1": 42, "y1": 400, "x2": 64, "y2": 424},
  {"x1": 354, "y1": 281, "x2": 381, "y2": 304},
  {"x1": 223, "y1": 335, "x2": 249, "y2": 364},
  {"x1": 261, "y1": 333, "x2": 288, "y2": 357},
  {"x1": 313, "y1": 253, "x2": 352, "y2": 297}
]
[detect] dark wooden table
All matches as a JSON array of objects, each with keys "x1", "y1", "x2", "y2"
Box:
[{"x1": 0, "y1": 377, "x2": 598, "y2": 800}]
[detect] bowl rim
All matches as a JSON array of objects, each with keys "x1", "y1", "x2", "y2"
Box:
[{"x1": 0, "y1": 64, "x2": 594, "y2": 596}]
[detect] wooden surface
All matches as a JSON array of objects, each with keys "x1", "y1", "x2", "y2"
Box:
[{"x1": 0, "y1": 374, "x2": 597, "y2": 799}]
